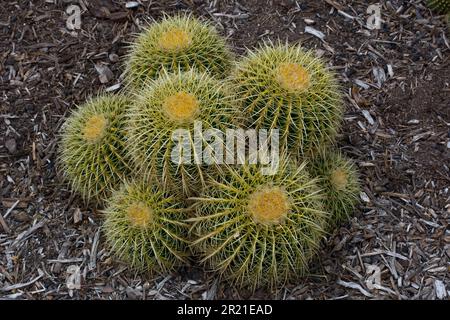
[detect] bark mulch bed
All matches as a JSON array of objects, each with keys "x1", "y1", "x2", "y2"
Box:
[{"x1": 0, "y1": 0, "x2": 449, "y2": 299}]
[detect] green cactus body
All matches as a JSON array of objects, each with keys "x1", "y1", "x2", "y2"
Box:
[
  {"x1": 190, "y1": 157, "x2": 328, "y2": 290},
  {"x1": 126, "y1": 15, "x2": 233, "y2": 88},
  {"x1": 232, "y1": 43, "x2": 342, "y2": 156},
  {"x1": 102, "y1": 180, "x2": 189, "y2": 272},
  {"x1": 428, "y1": 0, "x2": 450, "y2": 13},
  {"x1": 126, "y1": 70, "x2": 240, "y2": 196},
  {"x1": 310, "y1": 150, "x2": 360, "y2": 227},
  {"x1": 59, "y1": 95, "x2": 132, "y2": 203}
]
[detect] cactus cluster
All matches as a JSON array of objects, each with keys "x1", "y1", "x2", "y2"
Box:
[{"x1": 59, "y1": 14, "x2": 361, "y2": 291}]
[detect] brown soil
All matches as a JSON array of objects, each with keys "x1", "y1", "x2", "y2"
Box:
[{"x1": 382, "y1": 66, "x2": 450, "y2": 192}]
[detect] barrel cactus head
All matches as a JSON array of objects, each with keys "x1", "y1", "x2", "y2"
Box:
[
  {"x1": 59, "y1": 94, "x2": 132, "y2": 204},
  {"x1": 102, "y1": 180, "x2": 189, "y2": 273},
  {"x1": 190, "y1": 156, "x2": 328, "y2": 290},
  {"x1": 232, "y1": 42, "x2": 342, "y2": 156},
  {"x1": 310, "y1": 149, "x2": 360, "y2": 227},
  {"x1": 125, "y1": 14, "x2": 233, "y2": 89},
  {"x1": 126, "y1": 69, "x2": 240, "y2": 196}
]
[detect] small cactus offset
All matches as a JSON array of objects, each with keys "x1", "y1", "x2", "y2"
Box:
[
  {"x1": 126, "y1": 14, "x2": 233, "y2": 88},
  {"x1": 102, "y1": 180, "x2": 189, "y2": 273},
  {"x1": 59, "y1": 95, "x2": 132, "y2": 203},
  {"x1": 232, "y1": 42, "x2": 342, "y2": 156},
  {"x1": 428, "y1": 0, "x2": 450, "y2": 13},
  {"x1": 309, "y1": 150, "x2": 360, "y2": 227},
  {"x1": 190, "y1": 156, "x2": 328, "y2": 290},
  {"x1": 126, "y1": 69, "x2": 239, "y2": 196}
]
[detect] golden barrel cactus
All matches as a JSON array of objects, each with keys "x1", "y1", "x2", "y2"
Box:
[
  {"x1": 102, "y1": 180, "x2": 189, "y2": 273},
  {"x1": 232, "y1": 42, "x2": 342, "y2": 156},
  {"x1": 59, "y1": 94, "x2": 132, "y2": 203},
  {"x1": 190, "y1": 156, "x2": 328, "y2": 290},
  {"x1": 126, "y1": 70, "x2": 240, "y2": 196},
  {"x1": 126, "y1": 15, "x2": 233, "y2": 88}
]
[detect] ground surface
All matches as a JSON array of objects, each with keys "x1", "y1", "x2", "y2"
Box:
[{"x1": 0, "y1": 0, "x2": 449, "y2": 300}]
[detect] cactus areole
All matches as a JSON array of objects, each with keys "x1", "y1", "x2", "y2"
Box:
[{"x1": 247, "y1": 186, "x2": 290, "y2": 225}]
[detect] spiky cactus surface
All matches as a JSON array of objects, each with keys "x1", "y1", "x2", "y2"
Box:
[
  {"x1": 428, "y1": 0, "x2": 450, "y2": 13},
  {"x1": 190, "y1": 157, "x2": 328, "y2": 290},
  {"x1": 102, "y1": 180, "x2": 189, "y2": 272},
  {"x1": 126, "y1": 15, "x2": 233, "y2": 88},
  {"x1": 59, "y1": 95, "x2": 132, "y2": 203},
  {"x1": 232, "y1": 42, "x2": 342, "y2": 156},
  {"x1": 310, "y1": 150, "x2": 360, "y2": 227},
  {"x1": 126, "y1": 70, "x2": 239, "y2": 196}
]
